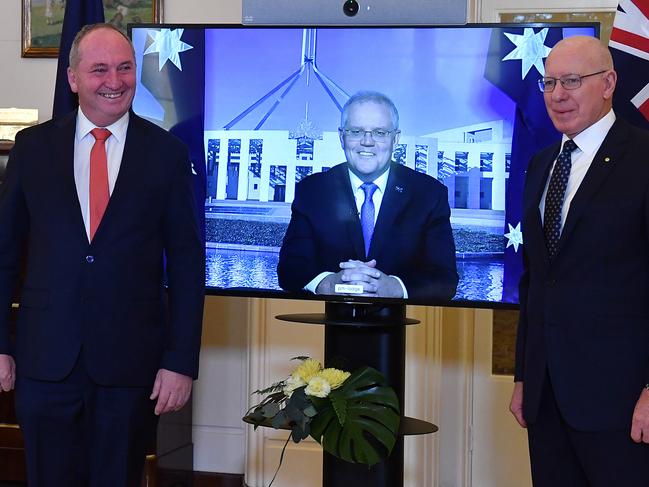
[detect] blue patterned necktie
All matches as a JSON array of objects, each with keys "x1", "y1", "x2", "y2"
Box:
[
  {"x1": 543, "y1": 139, "x2": 578, "y2": 259},
  {"x1": 360, "y1": 182, "x2": 378, "y2": 257}
]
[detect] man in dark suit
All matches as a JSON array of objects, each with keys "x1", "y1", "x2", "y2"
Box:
[
  {"x1": 0, "y1": 24, "x2": 204, "y2": 486},
  {"x1": 277, "y1": 91, "x2": 457, "y2": 301},
  {"x1": 510, "y1": 35, "x2": 649, "y2": 486}
]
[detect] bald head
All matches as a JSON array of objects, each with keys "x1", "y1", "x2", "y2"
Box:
[
  {"x1": 543, "y1": 35, "x2": 617, "y2": 138},
  {"x1": 547, "y1": 35, "x2": 614, "y2": 73}
]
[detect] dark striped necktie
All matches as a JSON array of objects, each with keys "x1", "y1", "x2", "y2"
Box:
[{"x1": 543, "y1": 139, "x2": 578, "y2": 259}]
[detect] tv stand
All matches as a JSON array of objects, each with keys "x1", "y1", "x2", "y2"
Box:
[{"x1": 276, "y1": 301, "x2": 437, "y2": 487}]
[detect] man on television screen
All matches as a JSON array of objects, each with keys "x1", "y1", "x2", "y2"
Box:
[
  {"x1": 0, "y1": 23, "x2": 204, "y2": 486},
  {"x1": 277, "y1": 91, "x2": 458, "y2": 301},
  {"x1": 510, "y1": 36, "x2": 649, "y2": 486}
]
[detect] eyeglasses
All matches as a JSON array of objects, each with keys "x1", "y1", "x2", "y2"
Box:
[
  {"x1": 537, "y1": 70, "x2": 608, "y2": 93},
  {"x1": 340, "y1": 128, "x2": 398, "y2": 141}
]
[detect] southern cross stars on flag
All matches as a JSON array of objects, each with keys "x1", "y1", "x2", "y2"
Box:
[
  {"x1": 144, "y1": 29, "x2": 194, "y2": 72},
  {"x1": 609, "y1": 0, "x2": 649, "y2": 129},
  {"x1": 484, "y1": 26, "x2": 564, "y2": 302}
]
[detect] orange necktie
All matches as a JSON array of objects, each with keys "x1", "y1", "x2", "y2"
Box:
[{"x1": 89, "y1": 128, "x2": 111, "y2": 241}]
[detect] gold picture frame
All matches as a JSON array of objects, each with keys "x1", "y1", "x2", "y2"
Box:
[
  {"x1": 22, "y1": 0, "x2": 162, "y2": 58},
  {"x1": 499, "y1": 11, "x2": 615, "y2": 43}
]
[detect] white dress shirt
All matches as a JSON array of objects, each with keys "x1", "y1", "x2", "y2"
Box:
[
  {"x1": 540, "y1": 109, "x2": 616, "y2": 229},
  {"x1": 74, "y1": 109, "x2": 129, "y2": 240}
]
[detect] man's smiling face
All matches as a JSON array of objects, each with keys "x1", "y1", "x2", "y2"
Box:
[
  {"x1": 339, "y1": 100, "x2": 400, "y2": 182},
  {"x1": 67, "y1": 27, "x2": 136, "y2": 127}
]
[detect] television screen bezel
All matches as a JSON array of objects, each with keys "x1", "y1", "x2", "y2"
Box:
[{"x1": 128, "y1": 21, "x2": 601, "y2": 310}]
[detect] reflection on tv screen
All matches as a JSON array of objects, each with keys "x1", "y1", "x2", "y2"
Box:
[{"x1": 130, "y1": 23, "x2": 598, "y2": 307}]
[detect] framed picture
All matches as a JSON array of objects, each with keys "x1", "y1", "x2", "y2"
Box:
[
  {"x1": 22, "y1": 0, "x2": 162, "y2": 58},
  {"x1": 499, "y1": 11, "x2": 615, "y2": 43}
]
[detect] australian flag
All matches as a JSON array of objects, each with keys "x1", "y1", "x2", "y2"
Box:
[
  {"x1": 484, "y1": 26, "x2": 598, "y2": 303},
  {"x1": 52, "y1": 0, "x2": 105, "y2": 118},
  {"x1": 484, "y1": 27, "x2": 561, "y2": 303},
  {"x1": 609, "y1": 0, "x2": 649, "y2": 130},
  {"x1": 131, "y1": 27, "x2": 207, "y2": 239}
]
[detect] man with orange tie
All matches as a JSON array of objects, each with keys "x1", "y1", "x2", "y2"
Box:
[{"x1": 0, "y1": 23, "x2": 204, "y2": 486}]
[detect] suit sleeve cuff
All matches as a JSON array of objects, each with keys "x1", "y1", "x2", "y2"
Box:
[
  {"x1": 305, "y1": 272, "x2": 333, "y2": 293},
  {"x1": 160, "y1": 350, "x2": 199, "y2": 380},
  {"x1": 389, "y1": 275, "x2": 408, "y2": 298}
]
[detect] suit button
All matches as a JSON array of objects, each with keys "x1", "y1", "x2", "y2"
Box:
[
  {"x1": 86, "y1": 255, "x2": 94, "y2": 263},
  {"x1": 546, "y1": 278, "x2": 556, "y2": 286}
]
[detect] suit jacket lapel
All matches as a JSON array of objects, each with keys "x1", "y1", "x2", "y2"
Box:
[
  {"x1": 52, "y1": 111, "x2": 89, "y2": 246},
  {"x1": 368, "y1": 164, "x2": 407, "y2": 259},
  {"x1": 557, "y1": 120, "x2": 627, "y2": 252}
]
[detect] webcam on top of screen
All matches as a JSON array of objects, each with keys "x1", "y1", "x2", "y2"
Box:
[{"x1": 342, "y1": 0, "x2": 360, "y2": 17}]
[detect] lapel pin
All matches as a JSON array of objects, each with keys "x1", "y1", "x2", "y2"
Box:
[
  {"x1": 603, "y1": 156, "x2": 611, "y2": 163},
  {"x1": 395, "y1": 185, "x2": 404, "y2": 193}
]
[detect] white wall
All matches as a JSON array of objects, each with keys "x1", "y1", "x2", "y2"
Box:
[
  {"x1": 0, "y1": 0, "x2": 242, "y2": 122},
  {"x1": 0, "y1": 1, "x2": 57, "y2": 123}
]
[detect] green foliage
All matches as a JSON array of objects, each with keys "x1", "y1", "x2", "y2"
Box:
[
  {"x1": 253, "y1": 380, "x2": 285, "y2": 396},
  {"x1": 309, "y1": 367, "x2": 400, "y2": 466},
  {"x1": 291, "y1": 355, "x2": 311, "y2": 362},
  {"x1": 330, "y1": 392, "x2": 348, "y2": 426}
]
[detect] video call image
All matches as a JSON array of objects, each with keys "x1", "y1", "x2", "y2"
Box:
[{"x1": 131, "y1": 24, "x2": 597, "y2": 305}]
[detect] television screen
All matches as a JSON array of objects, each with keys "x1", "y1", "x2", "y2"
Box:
[{"x1": 129, "y1": 23, "x2": 599, "y2": 308}]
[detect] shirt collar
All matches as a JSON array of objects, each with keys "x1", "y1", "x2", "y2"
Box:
[
  {"x1": 566, "y1": 109, "x2": 616, "y2": 156},
  {"x1": 348, "y1": 165, "x2": 391, "y2": 194},
  {"x1": 75, "y1": 108, "x2": 130, "y2": 143}
]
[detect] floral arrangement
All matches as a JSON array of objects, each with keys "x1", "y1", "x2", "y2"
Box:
[{"x1": 247, "y1": 357, "x2": 400, "y2": 473}]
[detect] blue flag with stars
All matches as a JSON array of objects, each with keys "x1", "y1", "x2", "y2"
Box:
[
  {"x1": 484, "y1": 26, "x2": 597, "y2": 303},
  {"x1": 131, "y1": 27, "x2": 207, "y2": 240},
  {"x1": 52, "y1": 0, "x2": 105, "y2": 118}
]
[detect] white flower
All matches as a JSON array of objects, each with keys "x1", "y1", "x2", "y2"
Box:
[
  {"x1": 283, "y1": 373, "x2": 306, "y2": 397},
  {"x1": 305, "y1": 376, "x2": 331, "y2": 398}
]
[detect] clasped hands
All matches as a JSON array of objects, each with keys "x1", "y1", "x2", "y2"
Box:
[{"x1": 316, "y1": 259, "x2": 403, "y2": 298}]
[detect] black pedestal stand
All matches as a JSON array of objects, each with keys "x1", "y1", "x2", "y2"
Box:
[{"x1": 276, "y1": 301, "x2": 437, "y2": 487}]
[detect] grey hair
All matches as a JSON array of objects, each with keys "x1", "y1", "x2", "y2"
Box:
[{"x1": 340, "y1": 91, "x2": 399, "y2": 129}]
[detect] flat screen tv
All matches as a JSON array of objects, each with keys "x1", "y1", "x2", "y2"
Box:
[{"x1": 128, "y1": 22, "x2": 599, "y2": 308}]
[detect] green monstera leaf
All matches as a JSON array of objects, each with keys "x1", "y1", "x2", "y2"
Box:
[{"x1": 309, "y1": 366, "x2": 400, "y2": 466}]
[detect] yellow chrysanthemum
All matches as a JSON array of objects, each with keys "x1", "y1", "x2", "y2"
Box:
[
  {"x1": 317, "y1": 368, "x2": 351, "y2": 390},
  {"x1": 293, "y1": 358, "x2": 322, "y2": 382}
]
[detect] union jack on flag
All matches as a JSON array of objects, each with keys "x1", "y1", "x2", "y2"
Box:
[{"x1": 609, "y1": 0, "x2": 649, "y2": 129}]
